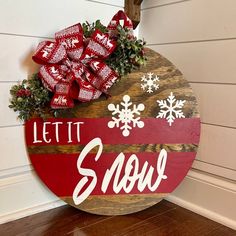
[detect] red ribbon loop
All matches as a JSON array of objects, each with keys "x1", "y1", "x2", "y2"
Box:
[
  {"x1": 107, "y1": 10, "x2": 133, "y2": 36},
  {"x1": 32, "y1": 11, "x2": 133, "y2": 109}
]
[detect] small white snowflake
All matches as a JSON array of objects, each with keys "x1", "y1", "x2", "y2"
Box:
[
  {"x1": 156, "y1": 92, "x2": 186, "y2": 126},
  {"x1": 141, "y1": 72, "x2": 160, "y2": 93},
  {"x1": 107, "y1": 95, "x2": 145, "y2": 137}
]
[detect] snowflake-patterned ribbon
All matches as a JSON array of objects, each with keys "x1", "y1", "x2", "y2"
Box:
[{"x1": 32, "y1": 11, "x2": 133, "y2": 109}]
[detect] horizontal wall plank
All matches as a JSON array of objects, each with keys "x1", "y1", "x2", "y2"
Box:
[
  {"x1": 0, "y1": 126, "x2": 29, "y2": 172},
  {"x1": 190, "y1": 83, "x2": 236, "y2": 128},
  {"x1": 142, "y1": 0, "x2": 189, "y2": 9},
  {"x1": 87, "y1": 0, "x2": 123, "y2": 7},
  {"x1": 0, "y1": 83, "x2": 23, "y2": 127},
  {"x1": 0, "y1": 0, "x2": 122, "y2": 37},
  {"x1": 0, "y1": 171, "x2": 59, "y2": 219},
  {"x1": 140, "y1": 0, "x2": 236, "y2": 44},
  {"x1": 0, "y1": 35, "x2": 41, "y2": 82},
  {"x1": 197, "y1": 124, "x2": 236, "y2": 173},
  {"x1": 192, "y1": 160, "x2": 236, "y2": 181},
  {"x1": 149, "y1": 40, "x2": 236, "y2": 84},
  {"x1": 0, "y1": 165, "x2": 32, "y2": 179}
]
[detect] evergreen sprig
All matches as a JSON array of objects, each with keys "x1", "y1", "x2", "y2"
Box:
[
  {"x1": 9, "y1": 74, "x2": 53, "y2": 121},
  {"x1": 106, "y1": 25, "x2": 146, "y2": 76},
  {"x1": 82, "y1": 20, "x2": 108, "y2": 37}
]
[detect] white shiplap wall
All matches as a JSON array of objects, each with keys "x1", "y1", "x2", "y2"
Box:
[
  {"x1": 140, "y1": 0, "x2": 236, "y2": 229},
  {"x1": 0, "y1": 0, "x2": 123, "y2": 223}
]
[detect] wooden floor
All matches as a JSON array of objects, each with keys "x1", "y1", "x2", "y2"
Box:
[{"x1": 0, "y1": 200, "x2": 235, "y2": 236}]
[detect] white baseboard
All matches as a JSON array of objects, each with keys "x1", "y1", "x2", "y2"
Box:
[
  {"x1": 0, "y1": 170, "x2": 65, "y2": 224},
  {"x1": 0, "y1": 200, "x2": 65, "y2": 225},
  {"x1": 166, "y1": 169, "x2": 236, "y2": 230}
]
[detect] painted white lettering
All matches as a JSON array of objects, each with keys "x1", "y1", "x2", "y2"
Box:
[
  {"x1": 101, "y1": 152, "x2": 125, "y2": 193},
  {"x1": 32, "y1": 121, "x2": 84, "y2": 144},
  {"x1": 72, "y1": 138, "x2": 168, "y2": 205},
  {"x1": 74, "y1": 122, "x2": 84, "y2": 142},
  {"x1": 42, "y1": 122, "x2": 51, "y2": 143},
  {"x1": 33, "y1": 121, "x2": 42, "y2": 143},
  {"x1": 67, "y1": 121, "x2": 73, "y2": 143},
  {"x1": 72, "y1": 138, "x2": 103, "y2": 205},
  {"x1": 149, "y1": 149, "x2": 168, "y2": 191},
  {"x1": 52, "y1": 122, "x2": 63, "y2": 142},
  {"x1": 102, "y1": 149, "x2": 168, "y2": 194}
]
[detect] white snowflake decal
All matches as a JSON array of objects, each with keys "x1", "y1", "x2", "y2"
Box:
[
  {"x1": 156, "y1": 92, "x2": 186, "y2": 126},
  {"x1": 107, "y1": 95, "x2": 145, "y2": 137},
  {"x1": 141, "y1": 72, "x2": 159, "y2": 93}
]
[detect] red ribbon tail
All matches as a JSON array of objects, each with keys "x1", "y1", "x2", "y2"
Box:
[{"x1": 50, "y1": 82, "x2": 74, "y2": 109}]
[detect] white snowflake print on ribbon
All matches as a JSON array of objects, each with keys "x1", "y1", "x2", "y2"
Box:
[
  {"x1": 107, "y1": 95, "x2": 145, "y2": 137},
  {"x1": 156, "y1": 92, "x2": 186, "y2": 126},
  {"x1": 141, "y1": 72, "x2": 159, "y2": 93}
]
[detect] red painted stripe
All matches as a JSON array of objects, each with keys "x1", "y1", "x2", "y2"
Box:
[
  {"x1": 25, "y1": 118, "x2": 200, "y2": 145},
  {"x1": 30, "y1": 151, "x2": 196, "y2": 197}
]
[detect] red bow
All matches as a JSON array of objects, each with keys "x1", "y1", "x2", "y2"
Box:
[{"x1": 32, "y1": 11, "x2": 133, "y2": 109}]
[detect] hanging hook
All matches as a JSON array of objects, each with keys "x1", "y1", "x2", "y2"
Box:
[{"x1": 124, "y1": 0, "x2": 143, "y2": 29}]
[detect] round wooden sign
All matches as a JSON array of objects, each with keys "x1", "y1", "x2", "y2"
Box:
[{"x1": 25, "y1": 48, "x2": 200, "y2": 215}]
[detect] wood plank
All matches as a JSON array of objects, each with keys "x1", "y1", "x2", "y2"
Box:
[
  {"x1": 162, "y1": 206, "x2": 224, "y2": 235},
  {"x1": 118, "y1": 205, "x2": 223, "y2": 235},
  {"x1": 87, "y1": 0, "x2": 124, "y2": 7},
  {"x1": 0, "y1": 205, "x2": 81, "y2": 235},
  {"x1": 193, "y1": 159, "x2": 236, "y2": 181},
  {"x1": 191, "y1": 83, "x2": 236, "y2": 128},
  {"x1": 149, "y1": 40, "x2": 236, "y2": 84},
  {"x1": 0, "y1": 126, "x2": 29, "y2": 173},
  {"x1": 140, "y1": 0, "x2": 236, "y2": 44},
  {"x1": 18, "y1": 210, "x2": 110, "y2": 236},
  {"x1": 0, "y1": 35, "x2": 41, "y2": 82},
  {"x1": 197, "y1": 124, "x2": 236, "y2": 172},
  {"x1": 0, "y1": 0, "x2": 122, "y2": 37},
  {"x1": 206, "y1": 226, "x2": 236, "y2": 236},
  {"x1": 0, "y1": 83, "x2": 22, "y2": 126}
]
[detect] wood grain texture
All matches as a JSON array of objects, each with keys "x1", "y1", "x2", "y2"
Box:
[
  {"x1": 62, "y1": 194, "x2": 167, "y2": 216},
  {"x1": 27, "y1": 143, "x2": 198, "y2": 154},
  {"x1": 26, "y1": 48, "x2": 200, "y2": 215}
]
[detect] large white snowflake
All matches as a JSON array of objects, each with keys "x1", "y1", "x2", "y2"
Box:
[
  {"x1": 141, "y1": 72, "x2": 159, "y2": 93},
  {"x1": 107, "y1": 95, "x2": 145, "y2": 137},
  {"x1": 156, "y1": 92, "x2": 186, "y2": 126}
]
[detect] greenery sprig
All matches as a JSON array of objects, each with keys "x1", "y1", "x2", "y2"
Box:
[
  {"x1": 106, "y1": 25, "x2": 146, "y2": 76},
  {"x1": 9, "y1": 20, "x2": 147, "y2": 121},
  {"x1": 9, "y1": 74, "x2": 53, "y2": 121}
]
